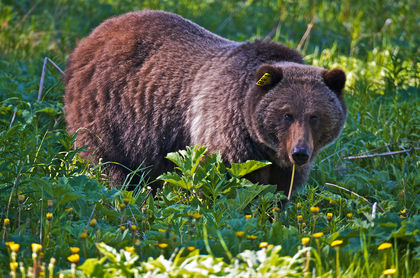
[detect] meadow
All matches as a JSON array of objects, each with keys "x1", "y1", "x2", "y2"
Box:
[{"x1": 0, "y1": 0, "x2": 419, "y2": 277}]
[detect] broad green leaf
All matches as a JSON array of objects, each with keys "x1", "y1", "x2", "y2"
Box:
[
  {"x1": 226, "y1": 184, "x2": 272, "y2": 211},
  {"x1": 165, "y1": 145, "x2": 208, "y2": 177},
  {"x1": 158, "y1": 171, "x2": 191, "y2": 190},
  {"x1": 96, "y1": 243, "x2": 118, "y2": 263},
  {"x1": 228, "y1": 160, "x2": 271, "y2": 178},
  {"x1": 78, "y1": 257, "x2": 107, "y2": 275}
]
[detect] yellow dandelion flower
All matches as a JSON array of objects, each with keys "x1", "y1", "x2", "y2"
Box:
[
  {"x1": 4, "y1": 218, "x2": 10, "y2": 226},
  {"x1": 123, "y1": 198, "x2": 130, "y2": 204},
  {"x1": 158, "y1": 228, "x2": 166, "y2": 233},
  {"x1": 400, "y1": 209, "x2": 406, "y2": 214},
  {"x1": 187, "y1": 246, "x2": 196, "y2": 251},
  {"x1": 383, "y1": 268, "x2": 396, "y2": 275},
  {"x1": 119, "y1": 203, "x2": 126, "y2": 209},
  {"x1": 31, "y1": 243, "x2": 42, "y2": 253},
  {"x1": 5, "y1": 241, "x2": 14, "y2": 247},
  {"x1": 192, "y1": 212, "x2": 202, "y2": 220},
  {"x1": 272, "y1": 207, "x2": 280, "y2": 213},
  {"x1": 67, "y1": 254, "x2": 80, "y2": 264},
  {"x1": 327, "y1": 212, "x2": 333, "y2": 220},
  {"x1": 10, "y1": 262, "x2": 19, "y2": 271},
  {"x1": 89, "y1": 218, "x2": 97, "y2": 227},
  {"x1": 267, "y1": 244, "x2": 274, "y2": 249},
  {"x1": 301, "y1": 237, "x2": 310, "y2": 245},
  {"x1": 46, "y1": 212, "x2": 53, "y2": 220},
  {"x1": 158, "y1": 243, "x2": 168, "y2": 249},
  {"x1": 130, "y1": 225, "x2": 137, "y2": 231},
  {"x1": 331, "y1": 240, "x2": 343, "y2": 247},
  {"x1": 346, "y1": 212, "x2": 353, "y2": 218},
  {"x1": 310, "y1": 206, "x2": 320, "y2": 214},
  {"x1": 70, "y1": 247, "x2": 80, "y2": 254},
  {"x1": 245, "y1": 214, "x2": 252, "y2": 220},
  {"x1": 378, "y1": 242, "x2": 392, "y2": 250},
  {"x1": 80, "y1": 232, "x2": 87, "y2": 239},
  {"x1": 236, "y1": 231, "x2": 244, "y2": 238},
  {"x1": 9, "y1": 243, "x2": 20, "y2": 252},
  {"x1": 297, "y1": 215, "x2": 303, "y2": 221},
  {"x1": 18, "y1": 195, "x2": 25, "y2": 202},
  {"x1": 302, "y1": 222, "x2": 306, "y2": 227},
  {"x1": 247, "y1": 235, "x2": 257, "y2": 240},
  {"x1": 312, "y1": 232, "x2": 324, "y2": 238},
  {"x1": 125, "y1": 246, "x2": 135, "y2": 253},
  {"x1": 259, "y1": 242, "x2": 268, "y2": 248},
  {"x1": 120, "y1": 225, "x2": 126, "y2": 231}
]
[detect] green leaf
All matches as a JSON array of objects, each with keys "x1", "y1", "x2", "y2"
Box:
[
  {"x1": 78, "y1": 257, "x2": 107, "y2": 276},
  {"x1": 226, "y1": 184, "x2": 272, "y2": 211},
  {"x1": 228, "y1": 160, "x2": 271, "y2": 178},
  {"x1": 36, "y1": 107, "x2": 58, "y2": 116},
  {"x1": 158, "y1": 171, "x2": 191, "y2": 190},
  {"x1": 165, "y1": 145, "x2": 208, "y2": 177},
  {"x1": 96, "y1": 243, "x2": 118, "y2": 263}
]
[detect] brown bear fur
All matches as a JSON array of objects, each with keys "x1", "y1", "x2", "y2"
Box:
[{"x1": 64, "y1": 10, "x2": 346, "y2": 193}]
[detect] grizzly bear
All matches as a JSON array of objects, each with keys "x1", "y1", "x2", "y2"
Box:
[{"x1": 64, "y1": 10, "x2": 346, "y2": 194}]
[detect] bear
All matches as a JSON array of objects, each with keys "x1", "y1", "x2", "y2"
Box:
[{"x1": 64, "y1": 10, "x2": 346, "y2": 194}]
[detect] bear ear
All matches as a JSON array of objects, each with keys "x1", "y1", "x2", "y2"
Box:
[
  {"x1": 255, "y1": 64, "x2": 283, "y2": 90},
  {"x1": 323, "y1": 68, "x2": 346, "y2": 95}
]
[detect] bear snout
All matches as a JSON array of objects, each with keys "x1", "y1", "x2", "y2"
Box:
[{"x1": 291, "y1": 146, "x2": 310, "y2": 166}]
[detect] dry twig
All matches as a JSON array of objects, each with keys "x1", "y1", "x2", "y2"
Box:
[
  {"x1": 297, "y1": 17, "x2": 315, "y2": 52},
  {"x1": 344, "y1": 148, "x2": 417, "y2": 160},
  {"x1": 38, "y1": 57, "x2": 65, "y2": 102},
  {"x1": 324, "y1": 182, "x2": 385, "y2": 213}
]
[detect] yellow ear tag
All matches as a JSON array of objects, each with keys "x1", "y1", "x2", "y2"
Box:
[{"x1": 256, "y1": 73, "x2": 272, "y2": 86}]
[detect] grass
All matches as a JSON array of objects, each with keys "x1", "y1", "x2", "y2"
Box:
[{"x1": 0, "y1": 0, "x2": 419, "y2": 277}]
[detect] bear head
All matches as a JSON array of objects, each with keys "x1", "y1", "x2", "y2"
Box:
[{"x1": 245, "y1": 62, "x2": 346, "y2": 168}]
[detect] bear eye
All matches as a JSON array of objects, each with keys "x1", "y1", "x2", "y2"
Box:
[
  {"x1": 309, "y1": 115, "x2": 318, "y2": 126},
  {"x1": 284, "y1": 113, "x2": 294, "y2": 123}
]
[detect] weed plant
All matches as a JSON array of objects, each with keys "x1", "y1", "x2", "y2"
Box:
[{"x1": 0, "y1": 0, "x2": 419, "y2": 277}]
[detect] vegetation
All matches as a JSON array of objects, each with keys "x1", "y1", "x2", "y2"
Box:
[{"x1": 0, "y1": 0, "x2": 419, "y2": 277}]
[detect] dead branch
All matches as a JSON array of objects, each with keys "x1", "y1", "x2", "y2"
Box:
[
  {"x1": 297, "y1": 17, "x2": 315, "y2": 52},
  {"x1": 9, "y1": 109, "x2": 17, "y2": 129},
  {"x1": 344, "y1": 148, "x2": 418, "y2": 160},
  {"x1": 13, "y1": 0, "x2": 40, "y2": 30},
  {"x1": 37, "y1": 57, "x2": 65, "y2": 102},
  {"x1": 324, "y1": 182, "x2": 385, "y2": 213}
]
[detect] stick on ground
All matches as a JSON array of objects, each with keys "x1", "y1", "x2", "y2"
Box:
[
  {"x1": 37, "y1": 57, "x2": 65, "y2": 102},
  {"x1": 324, "y1": 182, "x2": 385, "y2": 213},
  {"x1": 344, "y1": 148, "x2": 417, "y2": 160}
]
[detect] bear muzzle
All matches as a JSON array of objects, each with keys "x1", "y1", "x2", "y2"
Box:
[{"x1": 291, "y1": 146, "x2": 310, "y2": 166}]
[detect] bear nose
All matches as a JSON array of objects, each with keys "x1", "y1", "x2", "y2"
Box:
[{"x1": 291, "y1": 147, "x2": 310, "y2": 165}]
